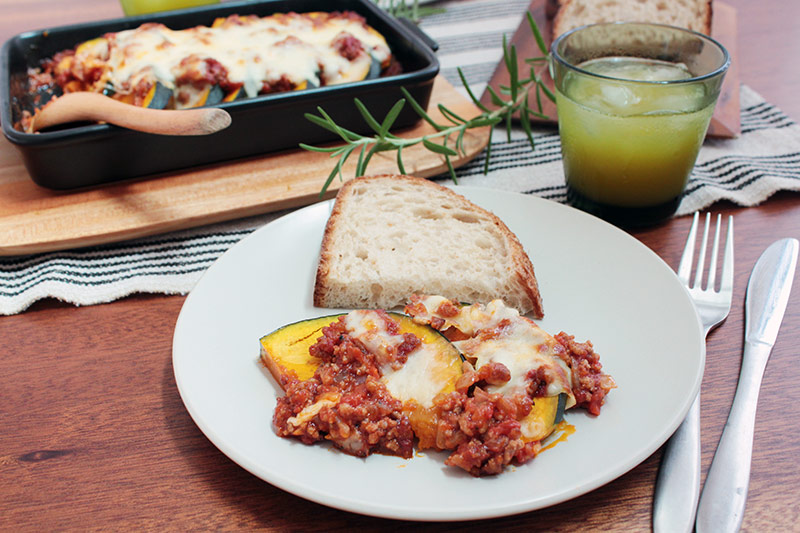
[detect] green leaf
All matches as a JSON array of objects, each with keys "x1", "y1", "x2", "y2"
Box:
[
  {"x1": 319, "y1": 145, "x2": 354, "y2": 197},
  {"x1": 438, "y1": 104, "x2": 467, "y2": 125},
  {"x1": 468, "y1": 116, "x2": 504, "y2": 128},
  {"x1": 535, "y1": 80, "x2": 543, "y2": 113},
  {"x1": 305, "y1": 109, "x2": 360, "y2": 142},
  {"x1": 298, "y1": 143, "x2": 345, "y2": 153},
  {"x1": 396, "y1": 145, "x2": 406, "y2": 174},
  {"x1": 400, "y1": 87, "x2": 444, "y2": 131},
  {"x1": 445, "y1": 154, "x2": 457, "y2": 182},
  {"x1": 379, "y1": 99, "x2": 407, "y2": 137},
  {"x1": 526, "y1": 11, "x2": 549, "y2": 56},
  {"x1": 520, "y1": 93, "x2": 536, "y2": 150},
  {"x1": 363, "y1": 143, "x2": 380, "y2": 169},
  {"x1": 484, "y1": 84, "x2": 506, "y2": 107},
  {"x1": 422, "y1": 137, "x2": 458, "y2": 156},
  {"x1": 483, "y1": 138, "x2": 492, "y2": 175},
  {"x1": 354, "y1": 98, "x2": 383, "y2": 135},
  {"x1": 456, "y1": 127, "x2": 466, "y2": 154},
  {"x1": 501, "y1": 35, "x2": 519, "y2": 102},
  {"x1": 538, "y1": 79, "x2": 556, "y2": 102},
  {"x1": 355, "y1": 143, "x2": 367, "y2": 177},
  {"x1": 524, "y1": 105, "x2": 549, "y2": 120},
  {"x1": 457, "y1": 69, "x2": 492, "y2": 113}
]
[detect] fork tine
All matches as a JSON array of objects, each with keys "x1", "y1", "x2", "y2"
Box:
[
  {"x1": 678, "y1": 212, "x2": 699, "y2": 284},
  {"x1": 706, "y1": 214, "x2": 722, "y2": 290},
  {"x1": 720, "y1": 216, "x2": 734, "y2": 293},
  {"x1": 693, "y1": 213, "x2": 711, "y2": 289}
]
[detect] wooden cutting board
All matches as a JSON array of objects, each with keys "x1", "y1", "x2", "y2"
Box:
[
  {"x1": 481, "y1": 0, "x2": 740, "y2": 138},
  {"x1": 0, "y1": 75, "x2": 490, "y2": 256}
]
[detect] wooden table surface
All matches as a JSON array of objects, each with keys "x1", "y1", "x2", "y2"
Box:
[{"x1": 1, "y1": 1, "x2": 799, "y2": 530}]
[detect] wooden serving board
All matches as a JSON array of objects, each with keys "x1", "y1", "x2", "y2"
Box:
[
  {"x1": 0, "y1": 76, "x2": 490, "y2": 256},
  {"x1": 481, "y1": 0, "x2": 740, "y2": 138}
]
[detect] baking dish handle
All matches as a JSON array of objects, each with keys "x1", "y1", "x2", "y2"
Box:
[{"x1": 396, "y1": 17, "x2": 439, "y2": 52}]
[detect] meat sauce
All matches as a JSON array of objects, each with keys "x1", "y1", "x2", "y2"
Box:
[
  {"x1": 272, "y1": 304, "x2": 615, "y2": 477},
  {"x1": 273, "y1": 314, "x2": 415, "y2": 458}
]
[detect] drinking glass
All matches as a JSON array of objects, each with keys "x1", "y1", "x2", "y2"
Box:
[
  {"x1": 119, "y1": 0, "x2": 219, "y2": 16},
  {"x1": 550, "y1": 23, "x2": 730, "y2": 227}
]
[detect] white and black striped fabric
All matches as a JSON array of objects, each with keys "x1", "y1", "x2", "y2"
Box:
[{"x1": 2, "y1": 0, "x2": 799, "y2": 315}]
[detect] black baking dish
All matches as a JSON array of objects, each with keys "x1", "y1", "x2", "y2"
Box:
[{"x1": 0, "y1": 0, "x2": 439, "y2": 189}]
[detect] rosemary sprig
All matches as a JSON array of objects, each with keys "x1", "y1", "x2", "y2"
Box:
[{"x1": 301, "y1": 11, "x2": 554, "y2": 196}]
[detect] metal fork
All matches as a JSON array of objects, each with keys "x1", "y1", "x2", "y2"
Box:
[{"x1": 653, "y1": 212, "x2": 734, "y2": 533}]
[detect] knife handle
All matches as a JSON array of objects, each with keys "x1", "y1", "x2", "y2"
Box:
[
  {"x1": 653, "y1": 394, "x2": 701, "y2": 533},
  {"x1": 695, "y1": 341, "x2": 772, "y2": 533}
]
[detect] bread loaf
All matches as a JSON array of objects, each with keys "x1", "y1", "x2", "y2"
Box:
[
  {"x1": 313, "y1": 174, "x2": 544, "y2": 317},
  {"x1": 552, "y1": 0, "x2": 712, "y2": 38}
]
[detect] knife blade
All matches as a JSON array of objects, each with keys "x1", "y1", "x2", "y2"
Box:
[{"x1": 695, "y1": 238, "x2": 798, "y2": 533}]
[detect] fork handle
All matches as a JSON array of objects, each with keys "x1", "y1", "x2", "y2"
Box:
[
  {"x1": 653, "y1": 393, "x2": 701, "y2": 533},
  {"x1": 695, "y1": 341, "x2": 772, "y2": 533}
]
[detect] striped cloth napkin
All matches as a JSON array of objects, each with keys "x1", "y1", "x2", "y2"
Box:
[{"x1": 1, "y1": 0, "x2": 798, "y2": 315}]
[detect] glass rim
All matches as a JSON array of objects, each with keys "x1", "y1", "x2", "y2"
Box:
[{"x1": 550, "y1": 21, "x2": 731, "y2": 85}]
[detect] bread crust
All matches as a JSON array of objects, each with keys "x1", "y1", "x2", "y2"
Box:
[
  {"x1": 552, "y1": 0, "x2": 712, "y2": 39},
  {"x1": 313, "y1": 174, "x2": 544, "y2": 318}
]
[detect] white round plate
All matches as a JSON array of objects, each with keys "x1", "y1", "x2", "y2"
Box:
[{"x1": 172, "y1": 187, "x2": 704, "y2": 521}]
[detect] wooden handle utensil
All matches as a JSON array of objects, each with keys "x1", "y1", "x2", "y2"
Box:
[{"x1": 30, "y1": 92, "x2": 232, "y2": 136}]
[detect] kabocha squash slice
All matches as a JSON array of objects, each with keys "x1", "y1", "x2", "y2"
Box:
[
  {"x1": 222, "y1": 87, "x2": 245, "y2": 102},
  {"x1": 141, "y1": 82, "x2": 173, "y2": 109},
  {"x1": 260, "y1": 314, "x2": 345, "y2": 383},
  {"x1": 523, "y1": 393, "x2": 567, "y2": 442},
  {"x1": 260, "y1": 312, "x2": 463, "y2": 393},
  {"x1": 261, "y1": 311, "x2": 464, "y2": 445}
]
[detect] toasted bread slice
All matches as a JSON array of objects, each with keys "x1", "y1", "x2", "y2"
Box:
[
  {"x1": 552, "y1": 0, "x2": 712, "y2": 39},
  {"x1": 313, "y1": 174, "x2": 544, "y2": 317}
]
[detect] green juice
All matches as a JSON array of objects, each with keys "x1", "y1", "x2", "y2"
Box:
[
  {"x1": 119, "y1": 0, "x2": 219, "y2": 16},
  {"x1": 556, "y1": 57, "x2": 715, "y2": 224}
]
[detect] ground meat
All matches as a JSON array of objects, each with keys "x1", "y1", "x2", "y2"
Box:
[
  {"x1": 260, "y1": 74, "x2": 295, "y2": 94},
  {"x1": 332, "y1": 32, "x2": 364, "y2": 61},
  {"x1": 455, "y1": 360, "x2": 511, "y2": 392},
  {"x1": 526, "y1": 367, "x2": 549, "y2": 398},
  {"x1": 175, "y1": 56, "x2": 231, "y2": 90},
  {"x1": 433, "y1": 387, "x2": 539, "y2": 476},
  {"x1": 273, "y1": 317, "x2": 415, "y2": 458},
  {"x1": 555, "y1": 332, "x2": 616, "y2": 415}
]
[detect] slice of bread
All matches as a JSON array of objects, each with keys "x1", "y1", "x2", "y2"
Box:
[
  {"x1": 552, "y1": 0, "x2": 712, "y2": 39},
  {"x1": 313, "y1": 174, "x2": 544, "y2": 317}
]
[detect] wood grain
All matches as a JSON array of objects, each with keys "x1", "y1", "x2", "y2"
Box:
[
  {"x1": 0, "y1": 76, "x2": 489, "y2": 255},
  {"x1": 481, "y1": 0, "x2": 741, "y2": 138},
  {"x1": 1, "y1": 0, "x2": 800, "y2": 531}
]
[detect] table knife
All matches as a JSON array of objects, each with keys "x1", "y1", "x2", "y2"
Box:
[{"x1": 695, "y1": 238, "x2": 799, "y2": 533}]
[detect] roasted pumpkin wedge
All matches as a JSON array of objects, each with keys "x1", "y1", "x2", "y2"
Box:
[
  {"x1": 522, "y1": 393, "x2": 567, "y2": 442},
  {"x1": 261, "y1": 311, "x2": 464, "y2": 443},
  {"x1": 260, "y1": 314, "x2": 344, "y2": 383},
  {"x1": 141, "y1": 82, "x2": 172, "y2": 109},
  {"x1": 222, "y1": 87, "x2": 242, "y2": 102},
  {"x1": 260, "y1": 311, "x2": 463, "y2": 394}
]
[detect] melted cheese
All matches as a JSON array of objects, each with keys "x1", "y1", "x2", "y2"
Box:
[
  {"x1": 286, "y1": 392, "x2": 341, "y2": 430},
  {"x1": 73, "y1": 12, "x2": 391, "y2": 97},
  {"x1": 343, "y1": 310, "x2": 454, "y2": 408},
  {"x1": 411, "y1": 297, "x2": 576, "y2": 408}
]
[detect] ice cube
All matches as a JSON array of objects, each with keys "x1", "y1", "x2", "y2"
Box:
[{"x1": 598, "y1": 84, "x2": 640, "y2": 112}]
